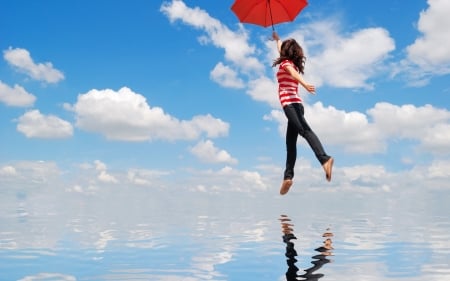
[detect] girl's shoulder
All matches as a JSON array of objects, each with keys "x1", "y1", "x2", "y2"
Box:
[
  {"x1": 280, "y1": 59, "x2": 297, "y2": 71},
  {"x1": 280, "y1": 59, "x2": 293, "y2": 67},
  {"x1": 280, "y1": 59, "x2": 292, "y2": 64}
]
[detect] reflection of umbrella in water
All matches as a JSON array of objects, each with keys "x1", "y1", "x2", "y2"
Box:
[{"x1": 231, "y1": 0, "x2": 308, "y2": 31}]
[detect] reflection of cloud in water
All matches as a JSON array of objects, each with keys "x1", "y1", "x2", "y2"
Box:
[
  {"x1": 18, "y1": 272, "x2": 76, "y2": 281},
  {"x1": 126, "y1": 225, "x2": 164, "y2": 249},
  {"x1": 95, "y1": 229, "x2": 117, "y2": 252},
  {"x1": 187, "y1": 214, "x2": 272, "y2": 280},
  {"x1": 191, "y1": 249, "x2": 232, "y2": 278},
  {"x1": 1, "y1": 175, "x2": 449, "y2": 280}
]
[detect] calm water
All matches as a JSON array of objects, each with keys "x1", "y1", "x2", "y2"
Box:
[{"x1": 1, "y1": 184, "x2": 449, "y2": 281}]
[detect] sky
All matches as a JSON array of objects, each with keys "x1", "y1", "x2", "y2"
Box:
[
  {"x1": 1, "y1": 0, "x2": 450, "y2": 194},
  {"x1": 1, "y1": 1, "x2": 450, "y2": 280}
]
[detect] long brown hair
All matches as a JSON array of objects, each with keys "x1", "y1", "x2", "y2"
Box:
[{"x1": 272, "y1": 39, "x2": 306, "y2": 74}]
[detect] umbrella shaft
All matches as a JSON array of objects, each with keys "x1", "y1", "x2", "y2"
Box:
[{"x1": 267, "y1": 0, "x2": 274, "y2": 30}]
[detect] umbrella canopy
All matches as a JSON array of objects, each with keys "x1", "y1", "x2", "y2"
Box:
[{"x1": 231, "y1": 0, "x2": 308, "y2": 29}]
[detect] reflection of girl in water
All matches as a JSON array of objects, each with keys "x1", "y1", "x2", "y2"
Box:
[
  {"x1": 280, "y1": 215, "x2": 299, "y2": 280},
  {"x1": 280, "y1": 216, "x2": 333, "y2": 281}
]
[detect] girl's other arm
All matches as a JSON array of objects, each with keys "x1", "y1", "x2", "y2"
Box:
[{"x1": 285, "y1": 65, "x2": 316, "y2": 94}]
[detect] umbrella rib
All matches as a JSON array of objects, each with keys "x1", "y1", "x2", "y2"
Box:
[{"x1": 280, "y1": 0, "x2": 303, "y2": 21}]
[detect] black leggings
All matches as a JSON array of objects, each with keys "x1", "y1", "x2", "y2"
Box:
[{"x1": 283, "y1": 103, "x2": 330, "y2": 180}]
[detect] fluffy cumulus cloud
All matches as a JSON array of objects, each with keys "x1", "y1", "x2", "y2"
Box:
[
  {"x1": 265, "y1": 103, "x2": 384, "y2": 153},
  {"x1": 17, "y1": 110, "x2": 73, "y2": 139},
  {"x1": 367, "y1": 103, "x2": 450, "y2": 137},
  {"x1": 290, "y1": 21, "x2": 395, "y2": 90},
  {"x1": 210, "y1": 62, "x2": 244, "y2": 88},
  {"x1": 0, "y1": 165, "x2": 17, "y2": 176},
  {"x1": 367, "y1": 102, "x2": 450, "y2": 154},
  {"x1": 406, "y1": 0, "x2": 450, "y2": 71},
  {"x1": 160, "y1": 0, "x2": 264, "y2": 79},
  {"x1": 190, "y1": 139, "x2": 238, "y2": 165},
  {"x1": 127, "y1": 168, "x2": 171, "y2": 186},
  {"x1": 265, "y1": 101, "x2": 450, "y2": 155},
  {"x1": 395, "y1": 0, "x2": 450, "y2": 85},
  {"x1": 421, "y1": 123, "x2": 450, "y2": 153},
  {"x1": 0, "y1": 81, "x2": 36, "y2": 107},
  {"x1": 188, "y1": 166, "x2": 267, "y2": 192},
  {"x1": 247, "y1": 76, "x2": 279, "y2": 108},
  {"x1": 340, "y1": 164, "x2": 392, "y2": 190},
  {"x1": 3, "y1": 47, "x2": 64, "y2": 83},
  {"x1": 306, "y1": 102, "x2": 385, "y2": 153},
  {"x1": 94, "y1": 160, "x2": 118, "y2": 184},
  {"x1": 64, "y1": 161, "x2": 173, "y2": 193},
  {"x1": 66, "y1": 87, "x2": 229, "y2": 141},
  {"x1": 0, "y1": 161, "x2": 61, "y2": 185}
]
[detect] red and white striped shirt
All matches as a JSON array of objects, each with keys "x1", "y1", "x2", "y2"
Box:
[{"x1": 276, "y1": 60, "x2": 302, "y2": 107}]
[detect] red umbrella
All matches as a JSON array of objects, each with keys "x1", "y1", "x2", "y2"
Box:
[{"x1": 231, "y1": 0, "x2": 308, "y2": 30}]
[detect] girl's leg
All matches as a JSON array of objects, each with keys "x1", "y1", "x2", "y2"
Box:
[
  {"x1": 280, "y1": 120, "x2": 297, "y2": 194},
  {"x1": 284, "y1": 120, "x2": 298, "y2": 180},
  {"x1": 283, "y1": 104, "x2": 330, "y2": 165}
]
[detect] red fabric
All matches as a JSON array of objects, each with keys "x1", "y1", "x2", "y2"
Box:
[
  {"x1": 277, "y1": 60, "x2": 302, "y2": 107},
  {"x1": 231, "y1": 0, "x2": 308, "y2": 27}
]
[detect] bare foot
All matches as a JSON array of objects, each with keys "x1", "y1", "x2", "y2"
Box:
[
  {"x1": 280, "y1": 179, "x2": 293, "y2": 195},
  {"x1": 323, "y1": 157, "x2": 334, "y2": 182}
]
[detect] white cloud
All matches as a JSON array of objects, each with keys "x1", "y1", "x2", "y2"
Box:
[
  {"x1": 68, "y1": 161, "x2": 172, "y2": 190},
  {"x1": 368, "y1": 103, "x2": 450, "y2": 138},
  {"x1": 3, "y1": 47, "x2": 64, "y2": 83},
  {"x1": 186, "y1": 166, "x2": 267, "y2": 192},
  {"x1": 0, "y1": 161, "x2": 61, "y2": 185},
  {"x1": 0, "y1": 165, "x2": 17, "y2": 176},
  {"x1": 421, "y1": 123, "x2": 450, "y2": 153},
  {"x1": 368, "y1": 102, "x2": 450, "y2": 154},
  {"x1": 94, "y1": 160, "x2": 107, "y2": 172},
  {"x1": 94, "y1": 160, "x2": 118, "y2": 184},
  {"x1": 190, "y1": 139, "x2": 238, "y2": 165},
  {"x1": 265, "y1": 103, "x2": 385, "y2": 154},
  {"x1": 210, "y1": 62, "x2": 244, "y2": 88},
  {"x1": 127, "y1": 169, "x2": 170, "y2": 186},
  {"x1": 426, "y1": 160, "x2": 450, "y2": 178},
  {"x1": 395, "y1": 0, "x2": 450, "y2": 85},
  {"x1": 160, "y1": 0, "x2": 264, "y2": 76},
  {"x1": 17, "y1": 110, "x2": 73, "y2": 139},
  {"x1": 406, "y1": 0, "x2": 450, "y2": 70},
  {"x1": 292, "y1": 21, "x2": 395, "y2": 90},
  {"x1": 265, "y1": 101, "x2": 450, "y2": 155},
  {"x1": 341, "y1": 164, "x2": 391, "y2": 188},
  {"x1": 0, "y1": 81, "x2": 36, "y2": 107},
  {"x1": 307, "y1": 102, "x2": 384, "y2": 153},
  {"x1": 247, "y1": 76, "x2": 279, "y2": 108},
  {"x1": 3, "y1": 156, "x2": 449, "y2": 197},
  {"x1": 67, "y1": 87, "x2": 229, "y2": 141},
  {"x1": 263, "y1": 109, "x2": 285, "y2": 136},
  {"x1": 98, "y1": 170, "x2": 118, "y2": 183}
]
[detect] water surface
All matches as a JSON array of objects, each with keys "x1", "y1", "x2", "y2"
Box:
[{"x1": 1, "y1": 184, "x2": 449, "y2": 280}]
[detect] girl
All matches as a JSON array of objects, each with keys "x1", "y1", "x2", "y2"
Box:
[{"x1": 272, "y1": 32, "x2": 333, "y2": 195}]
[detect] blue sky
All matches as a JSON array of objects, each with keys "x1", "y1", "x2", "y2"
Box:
[
  {"x1": 1, "y1": 0, "x2": 450, "y2": 193},
  {"x1": 1, "y1": 1, "x2": 450, "y2": 280}
]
